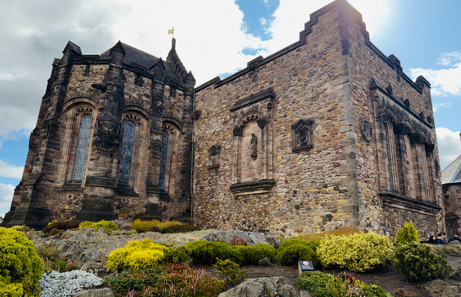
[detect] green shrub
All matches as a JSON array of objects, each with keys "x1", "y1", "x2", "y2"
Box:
[
  {"x1": 130, "y1": 219, "x2": 160, "y2": 233},
  {"x1": 0, "y1": 227, "x2": 43, "y2": 296},
  {"x1": 279, "y1": 244, "x2": 318, "y2": 267},
  {"x1": 158, "y1": 221, "x2": 183, "y2": 232},
  {"x1": 43, "y1": 220, "x2": 81, "y2": 234},
  {"x1": 35, "y1": 246, "x2": 59, "y2": 262},
  {"x1": 362, "y1": 284, "x2": 391, "y2": 297},
  {"x1": 278, "y1": 238, "x2": 320, "y2": 267},
  {"x1": 161, "y1": 224, "x2": 201, "y2": 233},
  {"x1": 294, "y1": 271, "x2": 336, "y2": 297},
  {"x1": 232, "y1": 243, "x2": 277, "y2": 265},
  {"x1": 149, "y1": 225, "x2": 161, "y2": 232},
  {"x1": 317, "y1": 232, "x2": 394, "y2": 272},
  {"x1": 394, "y1": 242, "x2": 454, "y2": 282},
  {"x1": 184, "y1": 240, "x2": 237, "y2": 265},
  {"x1": 79, "y1": 220, "x2": 119, "y2": 231},
  {"x1": 163, "y1": 246, "x2": 191, "y2": 264},
  {"x1": 50, "y1": 260, "x2": 70, "y2": 272},
  {"x1": 107, "y1": 238, "x2": 167, "y2": 272},
  {"x1": 395, "y1": 221, "x2": 419, "y2": 245},
  {"x1": 213, "y1": 258, "x2": 248, "y2": 285}
]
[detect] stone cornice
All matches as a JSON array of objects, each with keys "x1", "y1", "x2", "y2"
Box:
[
  {"x1": 230, "y1": 179, "x2": 276, "y2": 196},
  {"x1": 380, "y1": 191, "x2": 442, "y2": 216},
  {"x1": 230, "y1": 88, "x2": 275, "y2": 112}
]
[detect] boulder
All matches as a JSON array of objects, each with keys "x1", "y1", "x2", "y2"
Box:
[
  {"x1": 73, "y1": 288, "x2": 114, "y2": 297},
  {"x1": 218, "y1": 277, "x2": 299, "y2": 297},
  {"x1": 421, "y1": 279, "x2": 460, "y2": 297},
  {"x1": 201, "y1": 230, "x2": 282, "y2": 248}
]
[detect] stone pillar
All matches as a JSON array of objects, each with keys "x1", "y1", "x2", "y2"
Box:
[{"x1": 386, "y1": 121, "x2": 400, "y2": 192}]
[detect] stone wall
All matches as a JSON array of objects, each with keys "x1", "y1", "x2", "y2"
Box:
[{"x1": 194, "y1": 6, "x2": 358, "y2": 236}]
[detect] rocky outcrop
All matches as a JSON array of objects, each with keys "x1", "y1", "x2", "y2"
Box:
[
  {"x1": 218, "y1": 277, "x2": 299, "y2": 297},
  {"x1": 27, "y1": 229, "x2": 215, "y2": 269},
  {"x1": 421, "y1": 279, "x2": 460, "y2": 297},
  {"x1": 74, "y1": 288, "x2": 114, "y2": 297},
  {"x1": 201, "y1": 230, "x2": 282, "y2": 249}
]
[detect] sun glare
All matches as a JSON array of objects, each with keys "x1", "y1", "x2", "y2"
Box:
[{"x1": 347, "y1": 0, "x2": 391, "y2": 36}]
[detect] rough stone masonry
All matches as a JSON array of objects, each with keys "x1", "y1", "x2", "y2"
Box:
[{"x1": 2, "y1": 0, "x2": 445, "y2": 239}]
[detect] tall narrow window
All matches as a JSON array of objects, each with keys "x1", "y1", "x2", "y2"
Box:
[
  {"x1": 72, "y1": 114, "x2": 92, "y2": 181},
  {"x1": 159, "y1": 130, "x2": 169, "y2": 190},
  {"x1": 118, "y1": 121, "x2": 135, "y2": 185}
]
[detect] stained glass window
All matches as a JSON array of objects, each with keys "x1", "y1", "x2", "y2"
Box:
[
  {"x1": 159, "y1": 130, "x2": 169, "y2": 190},
  {"x1": 118, "y1": 121, "x2": 135, "y2": 185},
  {"x1": 72, "y1": 114, "x2": 92, "y2": 181}
]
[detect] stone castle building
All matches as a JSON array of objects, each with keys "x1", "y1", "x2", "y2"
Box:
[{"x1": 3, "y1": 0, "x2": 446, "y2": 237}]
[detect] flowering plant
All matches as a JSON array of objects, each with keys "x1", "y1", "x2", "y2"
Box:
[{"x1": 258, "y1": 257, "x2": 271, "y2": 266}]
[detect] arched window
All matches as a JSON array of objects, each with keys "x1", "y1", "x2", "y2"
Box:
[
  {"x1": 71, "y1": 114, "x2": 92, "y2": 181},
  {"x1": 159, "y1": 130, "x2": 169, "y2": 190},
  {"x1": 118, "y1": 121, "x2": 135, "y2": 185}
]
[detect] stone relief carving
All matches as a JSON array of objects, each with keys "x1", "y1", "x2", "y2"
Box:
[
  {"x1": 360, "y1": 119, "x2": 373, "y2": 142},
  {"x1": 233, "y1": 125, "x2": 242, "y2": 137},
  {"x1": 291, "y1": 119, "x2": 314, "y2": 152},
  {"x1": 257, "y1": 118, "x2": 267, "y2": 129},
  {"x1": 92, "y1": 120, "x2": 121, "y2": 154},
  {"x1": 208, "y1": 144, "x2": 221, "y2": 169},
  {"x1": 250, "y1": 133, "x2": 258, "y2": 161}
]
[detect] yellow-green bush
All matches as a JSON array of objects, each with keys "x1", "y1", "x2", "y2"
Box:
[
  {"x1": 79, "y1": 220, "x2": 119, "y2": 231},
  {"x1": 130, "y1": 219, "x2": 160, "y2": 233},
  {"x1": 158, "y1": 220, "x2": 182, "y2": 231},
  {"x1": 0, "y1": 227, "x2": 43, "y2": 296},
  {"x1": 317, "y1": 232, "x2": 394, "y2": 272},
  {"x1": 107, "y1": 238, "x2": 167, "y2": 271},
  {"x1": 395, "y1": 221, "x2": 419, "y2": 245}
]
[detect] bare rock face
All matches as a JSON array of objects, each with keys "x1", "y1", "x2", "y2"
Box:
[
  {"x1": 73, "y1": 288, "x2": 115, "y2": 297},
  {"x1": 201, "y1": 230, "x2": 282, "y2": 248},
  {"x1": 421, "y1": 279, "x2": 460, "y2": 297},
  {"x1": 218, "y1": 277, "x2": 299, "y2": 297},
  {"x1": 26, "y1": 229, "x2": 215, "y2": 269}
]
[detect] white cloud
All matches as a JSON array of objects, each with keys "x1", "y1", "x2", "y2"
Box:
[
  {"x1": 260, "y1": 17, "x2": 267, "y2": 26},
  {"x1": 433, "y1": 102, "x2": 451, "y2": 113},
  {"x1": 0, "y1": 183, "x2": 15, "y2": 218},
  {"x1": 410, "y1": 51, "x2": 461, "y2": 97},
  {"x1": 436, "y1": 127, "x2": 461, "y2": 170},
  {"x1": 0, "y1": 160, "x2": 24, "y2": 179}
]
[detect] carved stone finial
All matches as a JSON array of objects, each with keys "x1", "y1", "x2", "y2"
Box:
[
  {"x1": 257, "y1": 118, "x2": 267, "y2": 129},
  {"x1": 233, "y1": 125, "x2": 242, "y2": 137}
]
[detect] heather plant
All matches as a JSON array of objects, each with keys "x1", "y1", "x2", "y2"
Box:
[
  {"x1": 394, "y1": 288, "x2": 412, "y2": 297},
  {"x1": 317, "y1": 232, "x2": 394, "y2": 272},
  {"x1": 130, "y1": 219, "x2": 160, "y2": 233},
  {"x1": 106, "y1": 263, "x2": 225, "y2": 297},
  {"x1": 158, "y1": 220, "x2": 183, "y2": 232},
  {"x1": 43, "y1": 220, "x2": 81, "y2": 234},
  {"x1": 107, "y1": 238, "x2": 167, "y2": 272},
  {"x1": 294, "y1": 271, "x2": 336, "y2": 297},
  {"x1": 49, "y1": 228, "x2": 65, "y2": 236},
  {"x1": 150, "y1": 225, "x2": 161, "y2": 232},
  {"x1": 395, "y1": 221, "x2": 419, "y2": 245},
  {"x1": 258, "y1": 257, "x2": 271, "y2": 266},
  {"x1": 79, "y1": 220, "x2": 119, "y2": 231},
  {"x1": 162, "y1": 224, "x2": 201, "y2": 233},
  {"x1": 0, "y1": 227, "x2": 44, "y2": 297},
  {"x1": 394, "y1": 242, "x2": 454, "y2": 282},
  {"x1": 231, "y1": 236, "x2": 248, "y2": 246},
  {"x1": 112, "y1": 219, "x2": 134, "y2": 231},
  {"x1": 213, "y1": 258, "x2": 248, "y2": 285}
]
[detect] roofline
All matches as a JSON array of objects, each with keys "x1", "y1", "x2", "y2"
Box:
[{"x1": 195, "y1": 0, "x2": 427, "y2": 94}]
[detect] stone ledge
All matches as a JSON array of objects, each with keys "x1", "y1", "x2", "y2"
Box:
[
  {"x1": 54, "y1": 183, "x2": 83, "y2": 192},
  {"x1": 147, "y1": 184, "x2": 160, "y2": 194},
  {"x1": 292, "y1": 144, "x2": 314, "y2": 153},
  {"x1": 85, "y1": 176, "x2": 117, "y2": 188},
  {"x1": 380, "y1": 191, "x2": 442, "y2": 215},
  {"x1": 230, "y1": 88, "x2": 275, "y2": 112},
  {"x1": 115, "y1": 186, "x2": 139, "y2": 196},
  {"x1": 230, "y1": 179, "x2": 276, "y2": 196},
  {"x1": 208, "y1": 164, "x2": 219, "y2": 170}
]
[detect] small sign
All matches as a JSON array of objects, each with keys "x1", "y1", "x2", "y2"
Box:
[{"x1": 298, "y1": 260, "x2": 315, "y2": 276}]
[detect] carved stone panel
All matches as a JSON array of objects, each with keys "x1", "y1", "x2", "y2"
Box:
[
  {"x1": 92, "y1": 120, "x2": 121, "y2": 154},
  {"x1": 291, "y1": 119, "x2": 314, "y2": 152},
  {"x1": 360, "y1": 119, "x2": 373, "y2": 142},
  {"x1": 208, "y1": 144, "x2": 221, "y2": 170}
]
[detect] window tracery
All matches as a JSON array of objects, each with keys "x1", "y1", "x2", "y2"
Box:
[
  {"x1": 71, "y1": 114, "x2": 92, "y2": 181},
  {"x1": 118, "y1": 120, "x2": 135, "y2": 185}
]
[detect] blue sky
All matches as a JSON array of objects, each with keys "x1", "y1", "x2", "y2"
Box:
[{"x1": 1, "y1": 0, "x2": 460, "y2": 218}]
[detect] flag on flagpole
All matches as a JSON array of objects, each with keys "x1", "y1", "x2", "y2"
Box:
[{"x1": 168, "y1": 28, "x2": 174, "y2": 35}]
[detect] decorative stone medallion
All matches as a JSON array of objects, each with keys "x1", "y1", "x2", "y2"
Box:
[{"x1": 361, "y1": 119, "x2": 373, "y2": 142}]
